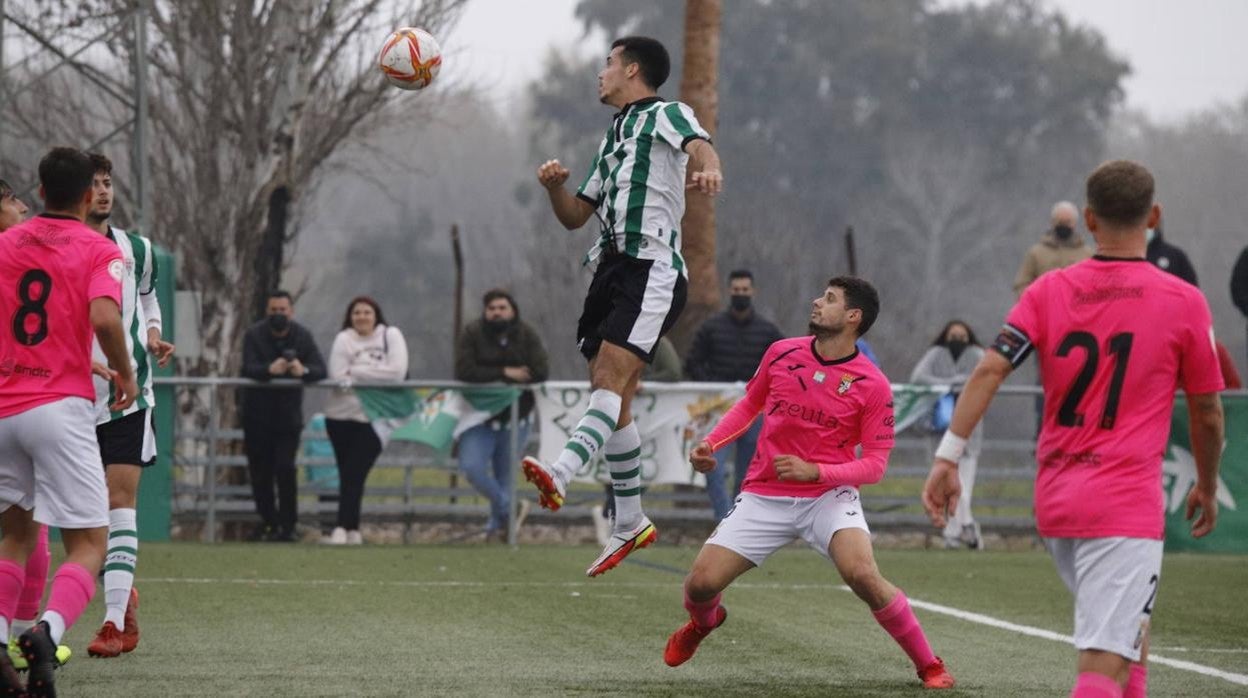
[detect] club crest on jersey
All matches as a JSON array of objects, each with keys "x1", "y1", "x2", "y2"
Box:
[
  {"x1": 837, "y1": 373, "x2": 863, "y2": 395},
  {"x1": 813, "y1": 370, "x2": 826, "y2": 384}
]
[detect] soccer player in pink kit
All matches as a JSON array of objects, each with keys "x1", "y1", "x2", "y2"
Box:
[
  {"x1": 922, "y1": 160, "x2": 1225, "y2": 698},
  {"x1": 664, "y1": 277, "x2": 956, "y2": 690},
  {"x1": 0, "y1": 179, "x2": 74, "y2": 673},
  {"x1": 0, "y1": 148, "x2": 138, "y2": 696}
]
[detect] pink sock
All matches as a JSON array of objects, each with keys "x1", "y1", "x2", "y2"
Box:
[
  {"x1": 44, "y1": 563, "x2": 95, "y2": 632},
  {"x1": 15, "y1": 526, "x2": 50, "y2": 621},
  {"x1": 683, "y1": 591, "x2": 723, "y2": 630},
  {"x1": 871, "y1": 591, "x2": 937, "y2": 670},
  {"x1": 0, "y1": 560, "x2": 25, "y2": 626},
  {"x1": 1071, "y1": 671, "x2": 1123, "y2": 698},
  {"x1": 1123, "y1": 664, "x2": 1147, "y2": 698}
]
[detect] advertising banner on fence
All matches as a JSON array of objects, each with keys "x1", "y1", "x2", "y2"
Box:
[
  {"x1": 1164, "y1": 394, "x2": 1246, "y2": 553},
  {"x1": 533, "y1": 382, "x2": 946, "y2": 487},
  {"x1": 534, "y1": 382, "x2": 744, "y2": 486}
]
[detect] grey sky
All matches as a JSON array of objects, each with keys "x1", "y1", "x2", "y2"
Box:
[{"x1": 442, "y1": 0, "x2": 1248, "y2": 123}]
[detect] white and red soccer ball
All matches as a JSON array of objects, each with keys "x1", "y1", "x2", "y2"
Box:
[{"x1": 378, "y1": 27, "x2": 442, "y2": 91}]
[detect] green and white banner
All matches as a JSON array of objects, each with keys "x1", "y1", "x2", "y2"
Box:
[
  {"x1": 1164, "y1": 393, "x2": 1246, "y2": 553},
  {"x1": 533, "y1": 382, "x2": 947, "y2": 487},
  {"x1": 358, "y1": 386, "x2": 520, "y2": 449},
  {"x1": 534, "y1": 382, "x2": 744, "y2": 486}
]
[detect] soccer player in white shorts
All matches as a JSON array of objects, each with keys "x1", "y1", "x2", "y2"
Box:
[
  {"x1": 924, "y1": 160, "x2": 1224, "y2": 698},
  {"x1": 0, "y1": 148, "x2": 138, "y2": 696},
  {"x1": 663, "y1": 278, "x2": 955, "y2": 690},
  {"x1": 521, "y1": 35, "x2": 723, "y2": 577}
]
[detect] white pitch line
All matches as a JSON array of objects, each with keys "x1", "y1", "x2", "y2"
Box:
[
  {"x1": 142, "y1": 577, "x2": 1248, "y2": 687},
  {"x1": 1153, "y1": 647, "x2": 1248, "y2": 654},
  {"x1": 896, "y1": 592, "x2": 1248, "y2": 687}
]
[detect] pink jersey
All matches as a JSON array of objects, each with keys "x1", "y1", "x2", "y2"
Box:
[
  {"x1": 0, "y1": 214, "x2": 123, "y2": 418},
  {"x1": 705, "y1": 336, "x2": 895, "y2": 498},
  {"x1": 1003, "y1": 256, "x2": 1224, "y2": 539}
]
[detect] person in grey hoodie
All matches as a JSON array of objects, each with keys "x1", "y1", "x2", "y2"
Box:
[{"x1": 910, "y1": 320, "x2": 985, "y2": 549}]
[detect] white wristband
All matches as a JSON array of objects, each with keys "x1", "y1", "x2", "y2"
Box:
[{"x1": 935, "y1": 431, "x2": 967, "y2": 464}]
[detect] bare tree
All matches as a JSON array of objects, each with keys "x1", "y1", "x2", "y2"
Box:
[{"x1": 2, "y1": 0, "x2": 464, "y2": 380}]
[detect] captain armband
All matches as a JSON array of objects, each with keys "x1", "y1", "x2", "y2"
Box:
[{"x1": 991, "y1": 323, "x2": 1034, "y2": 369}]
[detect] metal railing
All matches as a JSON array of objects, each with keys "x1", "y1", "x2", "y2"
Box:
[
  {"x1": 162, "y1": 377, "x2": 1242, "y2": 544},
  {"x1": 156, "y1": 377, "x2": 1074, "y2": 544}
]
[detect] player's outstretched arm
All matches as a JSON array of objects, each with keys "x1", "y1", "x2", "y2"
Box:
[
  {"x1": 537, "y1": 159, "x2": 594, "y2": 230},
  {"x1": 90, "y1": 297, "x2": 138, "y2": 411},
  {"x1": 1185, "y1": 391, "x2": 1225, "y2": 538},
  {"x1": 685, "y1": 140, "x2": 723, "y2": 196},
  {"x1": 922, "y1": 350, "x2": 1011, "y2": 528}
]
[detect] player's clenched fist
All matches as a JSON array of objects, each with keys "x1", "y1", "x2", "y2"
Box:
[
  {"x1": 537, "y1": 159, "x2": 570, "y2": 190},
  {"x1": 689, "y1": 440, "x2": 716, "y2": 473},
  {"x1": 774, "y1": 454, "x2": 818, "y2": 482}
]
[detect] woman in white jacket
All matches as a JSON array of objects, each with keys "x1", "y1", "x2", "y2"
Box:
[
  {"x1": 323, "y1": 297, "x2": 408, "y2": 545},
  {"x1": 910, "y1": 320, "x2": 985, "y2": 550}
]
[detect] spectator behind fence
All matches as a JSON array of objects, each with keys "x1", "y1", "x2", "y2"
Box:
[
  {"x1": 1234, "y1": 244, "x2": 1248, "y2": 369},
  {"x1": 324, "y1": 296, "x2": 408, "y2": 545},
  {"x1": 1145, "y1": 217, "x2": 1198, "y2": 287},
  {"x1": 454, "y1": 289, "x2": 549, "y2": 542},
  {"x1": 240, "y1": 290, "x2": 327, "y2": 542},
  {"x1": 592, "y1": 336, "x2": 681, "y2": 546},
  {"x1": 910, "y1": 320, "x2": 985, "y2": 550},
  {"x1": 685, "y1": 269, "x2": 783, "y2": 520},
  {"x1": 1013, "y1": 201, "x2": 1092, "y2": 295}
]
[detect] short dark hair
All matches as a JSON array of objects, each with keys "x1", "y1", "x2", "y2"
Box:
[
  {"x1": 88, "y1": 152, "x2": 113, "y2": 176},
  {"x1": 827, "y1": 276, "x2": 880, "y2": 337},
  {"x1": 341, "y1": 296, "x2": 387, "y2": 330},
  {"x1": 37, "y1": 147, "x2": 94, "y2": 210},
  {"x1": 267, "y1": 290, "x2": 293, "y2": 303},
  {"x1": 482, "y1": 288, "x2": 517, "y2": 311},
  {"x1": 728, "y1": 269, "x2": 754, "y2": 283},
  {"x1": 932, "y1": 320, "x2": 980, "y2": 348},
  {"x1": 611, "y1": 36, "x2": 670, "y2": 90},
  {"x1": 1086, "y1": 160, "x2": 1154, "y2": 228}
]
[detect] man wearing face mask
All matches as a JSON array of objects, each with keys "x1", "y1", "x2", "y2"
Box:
[
  {"x1": 1013, "y1": 201, "x2": 1093, "y2": 296},
  {"x1": 454, "y1": 289, "x2": 550, "y2": 541},
  {"x1": 1144, "y1": 216, "x2": 1198, "y2": 287},
  {"x1": 685, "y1": 270, "x2": 784, "y2": 519},
  {"x1": 240, "y1": 290, "x2": 327, "y2": 542}
]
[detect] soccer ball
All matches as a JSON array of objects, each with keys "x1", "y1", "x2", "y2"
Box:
[{"x1": 378, "y1": 27, "x2": 442, "y2": 90}]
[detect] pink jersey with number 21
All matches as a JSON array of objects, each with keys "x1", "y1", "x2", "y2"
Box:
[{"x1": 1002, "y1": 257, "x2": 1224, "y2": 539}]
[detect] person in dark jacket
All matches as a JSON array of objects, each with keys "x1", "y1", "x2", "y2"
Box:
[
  {"x1": 454, "y1": 289, "x2": 550, "y2": 540},
  {"x1": 1230, "y1": 245, "x2": 1248, "y2": 369},
  {"x1": 240, "y1": 290, "x2": 327, "y2": 541},
  {"x1": 684, "y1": 269, "x2": 783, "y2": 519},
  {"x1": 1146, "y1": 218, "x2": 1198, "y2": 287}
]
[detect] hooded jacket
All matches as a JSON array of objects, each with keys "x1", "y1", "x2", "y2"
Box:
[
  {"x1": 454, "y1": 297, "x2": 549, "y2": 422},
  {"x1": 1013, "y1": 229, "x2": 1093, "y2": 295}
]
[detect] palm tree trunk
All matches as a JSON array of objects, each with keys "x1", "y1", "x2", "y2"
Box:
[{"x1": 667, "y1": 0, "x2": 721, "y2": 354}]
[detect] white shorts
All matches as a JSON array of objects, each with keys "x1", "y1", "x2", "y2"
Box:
[
  {"x1": 1044, "y1": 537, "x2": 1163, "y2": 662},
  {"x1": 705, "y1": 488, "x2": 870, "y2": 566},
  {"x1": 0, "y1": 397, "x2": 109, "y2": 529}
]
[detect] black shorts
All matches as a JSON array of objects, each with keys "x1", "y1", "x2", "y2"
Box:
[
  {"x1": 97, "y1": 409, "x2": 157, "y2": 467},
  {"x1": 577, "y1": 255, "x2": 687, "y2": 363}
]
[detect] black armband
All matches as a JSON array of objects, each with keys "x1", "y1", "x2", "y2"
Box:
[{"x1": 992, "y1": 324, "x2": 1034, "y2": 369}]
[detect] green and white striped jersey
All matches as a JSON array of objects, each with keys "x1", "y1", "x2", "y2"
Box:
[
  {"x1": 575, "y1": 96, "x2": 710, "y2": 273},
  {"x1": 92, "y1": 226, "x2": 162, "y2": 423}
]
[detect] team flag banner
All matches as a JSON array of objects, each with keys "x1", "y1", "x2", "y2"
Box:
[
  {"x1": 357, "y1": 386, "x2": 521, "y2": 449},
  {"x1": 534, "y1": 382, "x2": 745, "y2": 486},
  {"x1": 534, "y1": 382, "x2": 948, "y2": 487},
  {"x1": 1163, "y1": 393, "x2": 1246, "y2": 552}
]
